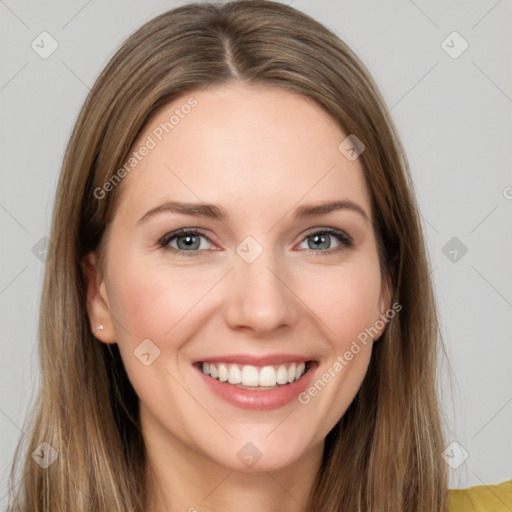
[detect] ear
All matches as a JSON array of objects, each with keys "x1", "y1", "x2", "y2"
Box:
[
  {"x1": 379, "y1": 269, "x2": 393, "y2": 317},
  {"x1": 82, "y1": 252, "x2": 117, "y2": 344},
  {"x1": 374, "y1": 270, "x2": 394, "y2": 340}
]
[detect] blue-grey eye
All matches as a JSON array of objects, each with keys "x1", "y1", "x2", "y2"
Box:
[
  {"x1": 298, "y1": 229, "x2": 351, "y2": 252},
  {"x1": 160, "y1": 230, "x2": 212, "y2": 251},
  {"x1": 308, "y1": 233, "x2": 332, "y2": 250}
]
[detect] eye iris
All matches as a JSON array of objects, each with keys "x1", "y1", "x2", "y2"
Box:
[
  {"x1": 169, "y1": 231, "x2": 342, "y2": 252},
  {"x1": 308, "y1": 233, "x2": 330, "y2": 250},
  {"x1": 177, "y1": 234, "x2": 200, "y2": 250}
]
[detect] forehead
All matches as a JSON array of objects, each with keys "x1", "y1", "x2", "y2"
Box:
[{"x1": 114, "y1": 83, "x2": 371, "y2": 224}]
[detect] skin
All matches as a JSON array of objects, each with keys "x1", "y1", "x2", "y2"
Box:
[{"x1": 84, "y1": 82, "x2": 391, "y2": 512}]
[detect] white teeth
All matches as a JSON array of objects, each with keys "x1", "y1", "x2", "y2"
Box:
[
  {"x1": 295, "y1": 362, "x2": 305, "y2": 381},
  {"x1": 200, "y1": 361, "x2": 308, "y2": 387},
  {"x1": 218, "y1": 363, "x2": 229, "y2": 382},
  {"x1": 276, "y1": 365, "x2": 289, "y2": 385},
  {"x1": 287, "y1": 363, "x2": 296, "y2": 383},
  {"x1": 259, "y1": 366, "x2": 276, "y2": 387},
  {"x1": 227, "y1": 365, "x2": 242, "y2": 384},
  {"x1": 241, "y1": 365, "x2": 259, "y2": 386}
]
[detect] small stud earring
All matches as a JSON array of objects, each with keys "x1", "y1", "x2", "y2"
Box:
[{"x1": 97, "y1": 324, "x2": 104, "y2": 331}]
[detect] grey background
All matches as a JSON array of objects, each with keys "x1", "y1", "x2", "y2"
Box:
[{"x1": 1, "y1": 0, "x2": 511, "y2": 504}]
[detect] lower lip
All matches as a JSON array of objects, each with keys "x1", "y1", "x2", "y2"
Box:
[{"x1": 194, "y1": 362, "x2": 318, "y2": 411}]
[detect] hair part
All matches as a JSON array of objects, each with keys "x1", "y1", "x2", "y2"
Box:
[{"x1": 8, "y1": 1, "x2": 448, "y2": 510}]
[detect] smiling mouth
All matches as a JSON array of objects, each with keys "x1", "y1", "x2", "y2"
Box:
[{"x1": 195, "y1": 361, "x2": 315, "y2": 390}]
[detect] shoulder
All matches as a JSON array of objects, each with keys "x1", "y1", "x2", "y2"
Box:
[{"x1": 449, "y1": 479, "x2": 512, "y2": 512}]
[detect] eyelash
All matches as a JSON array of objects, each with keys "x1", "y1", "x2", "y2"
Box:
[{"x1": 157, "y1": 227, "x2": 353, "y2": 258}]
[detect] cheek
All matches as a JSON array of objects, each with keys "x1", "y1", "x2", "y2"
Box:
[
  {"x1": 107, "y1": 257, "x2": 222, "y2": 340},
  {"x1": 102, "y1": 244, "x2": 384, "y2": 453},
  {"x1": 292, "y1": 260, "x2": 383, "y2": 430},
  {"x1": 103, "y1": 258, "x2": 220, "y2": 414},
  {"x1": 296, "y1": 256, "x2": 384, "y2": 348},
  {"x1": 107, "y1": 246, "x2": 384, "y2": 355}
]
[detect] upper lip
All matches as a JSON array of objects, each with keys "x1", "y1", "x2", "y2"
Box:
[{"x1": 193, "y1": 353, "x2": 315, "y2": 366}]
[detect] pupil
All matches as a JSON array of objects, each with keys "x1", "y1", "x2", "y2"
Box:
[
  {"x1": 309, "y1": 234, "x2": 329, "y2": 250},
  {"x1": 178, "y1": 235, "x2": 199, "y2": 250}
]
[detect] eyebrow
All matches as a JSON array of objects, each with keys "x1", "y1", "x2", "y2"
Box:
[{"x1": 137, "y1": 200, "x2": 370, "y2": 225}]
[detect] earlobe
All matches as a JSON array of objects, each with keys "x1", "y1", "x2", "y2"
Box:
[{"x1": 81, "y1": 252, "x2": 117, "y2": 344}]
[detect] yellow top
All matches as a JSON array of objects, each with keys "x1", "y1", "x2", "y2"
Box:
[{"x1": 449, "y1": 480, "x2": 512, "y2": 511}]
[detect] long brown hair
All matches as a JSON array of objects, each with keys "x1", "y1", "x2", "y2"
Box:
[{"x1": 8, "y1": 1, "x2": 448, "y2": 510}]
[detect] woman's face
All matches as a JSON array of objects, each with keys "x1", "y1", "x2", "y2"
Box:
[{"x1": 85, "y1": 82, "x2": 391, "y2": 472}]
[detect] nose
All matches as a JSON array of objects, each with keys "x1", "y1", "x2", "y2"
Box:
[{"x1": 222, "y1": 251, "x2": 300, "y2": 336}]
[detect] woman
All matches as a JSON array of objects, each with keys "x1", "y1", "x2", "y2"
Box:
[{"x1": 7, "y1": 1, "x2": 511, "y2": 511}]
